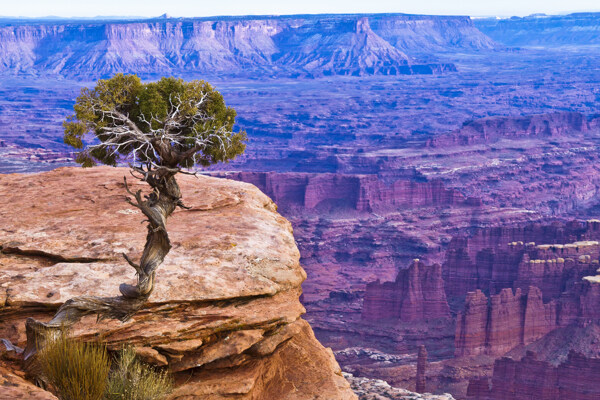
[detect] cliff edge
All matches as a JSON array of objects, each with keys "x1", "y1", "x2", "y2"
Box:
[{"x1": 0, "y1": 166, "x2": 356, "y2": 399}]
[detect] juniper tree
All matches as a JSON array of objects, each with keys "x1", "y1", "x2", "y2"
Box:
[{"x1": 23, "y1": 74, "x2": 246, "y2": 360}]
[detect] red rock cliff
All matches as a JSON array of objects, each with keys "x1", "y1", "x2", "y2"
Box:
[
  {"x1": 456, "y1": 276, "x2": 600, "y2": 358},
  {"x1": 455, "y1": 287, "x2": 558, "y2": 357},
  {"x1": 0, "y1": 167, "x2": 357, "y2": 400},
  {"x1": 467, "y1": 351, "x2": 600, "y2": 400},
  {"x1": 217, "y1": 171, "x2": 475, "y2": 214},
  {"x1": 362, "y1": 260, "x2": 451, "y2": 322},
  {"x1": 443, "y1": 223, "x2": 600, "y2": 302}
]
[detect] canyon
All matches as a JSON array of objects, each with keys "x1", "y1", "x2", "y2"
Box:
[{"x1": 2, "y1": 11, "x2": 600, "y2": 400}]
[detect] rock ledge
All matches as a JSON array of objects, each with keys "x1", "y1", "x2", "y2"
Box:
[{"x1": 0, "y1": 167, "x2": 355, "y2": 399}]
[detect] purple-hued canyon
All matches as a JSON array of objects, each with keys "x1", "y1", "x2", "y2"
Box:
[{"x1": 2, "y1": 11, "x2": 600, "y2": 400}]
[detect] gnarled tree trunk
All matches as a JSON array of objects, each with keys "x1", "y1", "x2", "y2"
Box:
[{"x1": 22, "y1": 166, "x2": 181, "y2": 361}]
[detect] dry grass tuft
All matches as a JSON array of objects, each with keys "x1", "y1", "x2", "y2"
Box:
[
  {"x1": 38, "y1": 332, "x2": 110, "y2": 400},
  {"x1": 105, "y1": 346, "x2": 173, "y2": 400}
]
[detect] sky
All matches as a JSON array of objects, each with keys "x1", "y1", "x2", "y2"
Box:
[{"x1": 1, "y1": 0, "x2": 599, "y2": 18}]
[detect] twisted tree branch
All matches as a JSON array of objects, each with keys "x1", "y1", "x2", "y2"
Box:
[{"x1": 17, "y1": 165, "x2": 181, "y2": 363}]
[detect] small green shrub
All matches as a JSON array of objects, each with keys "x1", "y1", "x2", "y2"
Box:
[
  {"x1": 38, "y1": 332, "x2": 110, "y2": 400},
  {"x1": 105, "y1": 346, "x2": 173, "y2": 400}
]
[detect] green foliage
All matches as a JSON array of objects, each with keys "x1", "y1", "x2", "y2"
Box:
[
  {"x1": 38, "y1": 333, "x2": 110, "y2": 400},
  {"x1": 105, "y1": 346, "x2": 173, "y2": 400},
  {"x1": 63, "y1": 73, "x2": 247, "y2": 168}
]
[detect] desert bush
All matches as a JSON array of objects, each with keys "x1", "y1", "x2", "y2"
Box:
[
  {"x1": 38, "y1": 332, "x2": 110, "y2": 400},
  {"x1": 104, "y1": 346, "x2": 173, "y2": 400}
]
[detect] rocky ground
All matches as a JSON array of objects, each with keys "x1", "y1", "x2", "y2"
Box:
[{"x1": 345, "y1": 373, "x2": 455, "y2": 400}]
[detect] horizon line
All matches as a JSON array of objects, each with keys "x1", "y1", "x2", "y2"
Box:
[{"x1": 1, "y1": 10, "x2": 600, "y2": 21}]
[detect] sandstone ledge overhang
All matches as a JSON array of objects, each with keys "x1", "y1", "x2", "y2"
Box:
[
  {"x1": 0, "y1": 166, "x2": 356, "y2": 399},
  {"x1": 0, "y1": 166, "x2": 306, "y2": 306}
]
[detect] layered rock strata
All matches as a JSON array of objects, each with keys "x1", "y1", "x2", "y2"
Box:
[
  {"x1": 0, "y1": 365, "x2": 58, "y2": 399},
  {"x1": 467, "y1": 351, "x2": 600, "y2": 400},
  {"x1": 216, "y1": 172, "x2": 478, "y2": 215},
  {"x1": 455, "y1": 287, "x2": 557, "y2": 357},
  {"x1": 0, "y1": 14, "x2": 494, "y2": 78},
  {"x1": 0, "y1": 167, "x2": 356, "y2": 400},
  {"x1": 362, "y1": 261, "x2": 450, "y2": 322},
  {"x1": 455, "y1": 278, "x2": 600, "y2": 357},
  {"x1": 444, "y1": 222, "x2": 600, "y2": 302}
]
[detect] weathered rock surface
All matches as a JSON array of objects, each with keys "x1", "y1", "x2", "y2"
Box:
[
  {"x1": 0, "y1": 166, "x2": 356, "y2": 399},
  {"x1": 0, "y1": 365, "x2": 58, "y2": 399}
]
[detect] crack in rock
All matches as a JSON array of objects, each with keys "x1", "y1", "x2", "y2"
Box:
[{"x1": 0, "y1": 246, "x2": 104, "y2": 264}]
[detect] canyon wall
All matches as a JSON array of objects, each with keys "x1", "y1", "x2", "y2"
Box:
[
  {"x1": 218, "y1": 171, "x2": 477, "y2": 214},
  {"x1": 362, "y1": 260, "x2": 450, "y2": 322},
  {"x1": 428, "y1": 112, "x2": 594, "y2": 147},
  {"x1": 467, "y1": 351, "x2": 600, "y2": 400},
  {"x1": 443, "y1": 222, "x2": 600, "y2": 301},
  {"x1": 455, "y1": 277, "x2": 600, "y2": 357},
  {"x1": 0, "y1": 14, "x2": 497, "y2": 78},
  {"x1": 454, "y1": 287, "x2": 557, "y2": 357}
]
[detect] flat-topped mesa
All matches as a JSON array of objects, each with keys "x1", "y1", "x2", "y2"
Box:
[
  {"x1": 514, "y1": 253, "x2": 599, "y2": 300},
  {"x1": 0, "y1": 167, "x2": 356, "y2": 400},
  {"x1": 362, "y1": 260, "x2": 451, "y2": 323},
  {"x1": 0, "y1": 13, "x2": 497, "y2": 78},
  {"x1": 532, "y1": 240, "x2": 600, "y2": 259},
  {"x1": 446, "y1": 220, "x2": 600, "y2": 263}
]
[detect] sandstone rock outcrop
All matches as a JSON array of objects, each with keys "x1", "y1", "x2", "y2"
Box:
[
  {"x1": 362, "y1": 261, "x2": 450, "y2": 322},
  {"x1": 0, "y1": 167, "x2": 356, "y2": 400},
  {"x1": 455, "y1": 277, "x2": 600, "y2": 357},
  {"x1": 443, "y1": 222, "x2": 600, "y2": 302},
  {"x1": 455, "y1": 287, "x2": 558, "y2": 357},
  {"x1": 0, "y1": 365, "x2": 58, "y2": 399}
]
